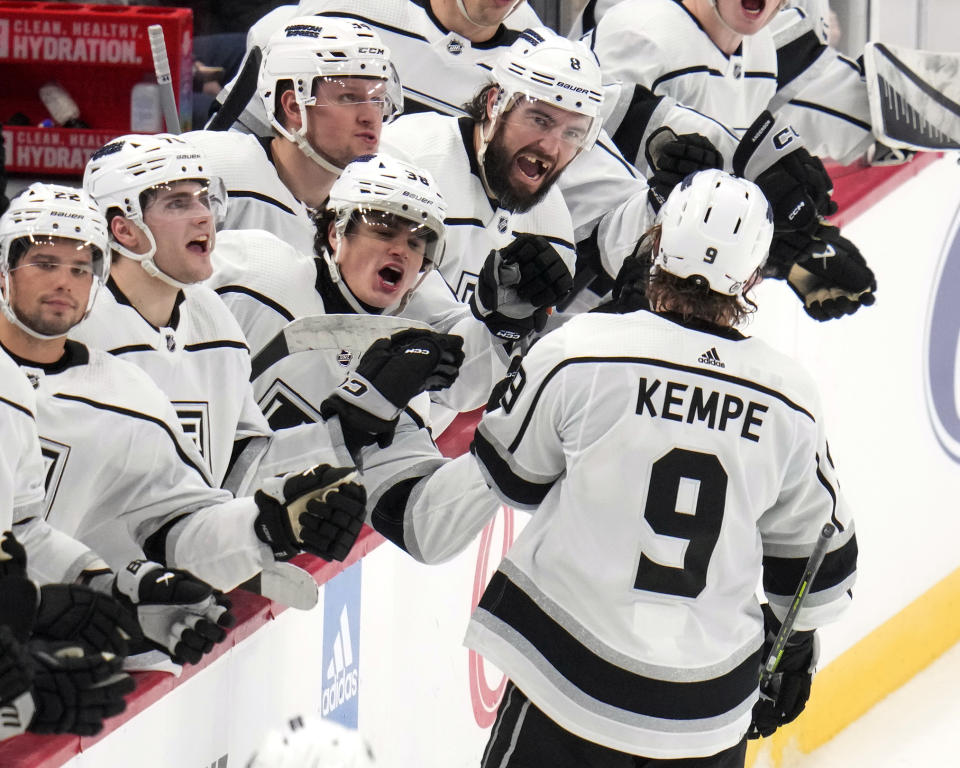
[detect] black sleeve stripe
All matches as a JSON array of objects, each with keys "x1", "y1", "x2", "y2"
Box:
[
  {"x1": 837, "y1": 55, "x2": 864, "y2": 75},
  {"x1": 249, "y1": 331, "x2": 291, "y2": 381},
  {"x1": 510, "y1": 231, "x2": 576, "y2": 252},
  {"x1": 52, "y1": 393, "x2": 211, "y2": 486},
  {"x1": 611, "y1": 84, "x2": 662, "y2": 165},
  {"x1": 183, "y1": 340, "x2": 249, "y2": 353},
  {"x1": 776, "y1": 30, "x2": 825, "y2": 90},
  {"x1": 504, "y1": 356, "x2": 815, "y2": 454},
  {"x1": 214, "y1": 285, "x2": 295, "y2": 322},
  {"x1": 581, "y1": 0, "x2": 599, "y2": 34},
  {"x1": 314, "y1": 10, "x2": 429, "y2": 43},
  {"x1": 814, "y1": 453, "x2": 844, "y2": 533},
  {"x1": 471, "y1": 431, "x2": 556, "y2": 507},
  {"x1": 744, "y1": 71, "x2": 777, "y2": 80},
  {"x1": 762, "y1": 533, "x2": 858, "y2": 597},
  {"x1": 787, "y1": 99, "x2": 872, "y2": 131},
  {"x1": 651, "y1": 65, "x2": 724, "y2": 91},
  {"x1": 108, "y1": 344, "x2": 156, "y2": 356},
  {"x1": 226, "y1": 190, "x2": 296, "y2": 216},
  {"x1": 479, "y1": 571, "x2": 762, "y2": 720},
  {"x1": 369, "y1": 476, "x2": 422, "y2": 554},
  {"x1": 444, "y1": 217, "x2": 486, "y2": 228},
  {"x1": 0, "y1": 395, "x2": 34, "y2": 420}
]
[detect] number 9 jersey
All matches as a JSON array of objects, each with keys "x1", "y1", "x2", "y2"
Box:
[{"x1": 467, "y1": 308, "x2": 857, "y2": 759}]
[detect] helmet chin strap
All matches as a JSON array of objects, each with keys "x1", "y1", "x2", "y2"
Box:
[
  {"x1": 293, "y1": 107, "x2": 347, "y2": 176},
  {"x1": 1, "y1": 274, "x2": 102, "y2": 341},
  {"x1": 454, "y1": 0, "x2": 524, "y2": 28},
  {"x1": 708, "y1": 0, "x2": 743, "y2": 36},
  {"x1": 114, "y1": 222, "x2": 195, "y2": 291}
]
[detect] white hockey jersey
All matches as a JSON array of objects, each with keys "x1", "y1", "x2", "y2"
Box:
[
  {"x1": 468, "y1": 309, "x2": 857, "y2": 757},
  {"x1": 183, "y1": 130, "x2": 318, "y2": 257},
  {"x1": 6, "y1": 341, "x2": 271, "y2": 591},
  {"x1": 210, "y1": 228, "x2": 511, "y2": 413},
  {"x1": 591, "y1": 0, "x2": 872, "y2": 167},
  {"x1": 379, "y1": 113, "x2": 578, "y2": 304},
  {"x1": 0, "y1": 349, "x2": 44, "y2": 531},
  {"x1": 219, "y1": 0, "x2": 543, "y2": 136}
]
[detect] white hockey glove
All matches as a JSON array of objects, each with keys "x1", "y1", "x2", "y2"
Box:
[
  {"x1": 733, "y1": 111, "x2": 837, "y2": 233},
  {"x1": 470, "y1": 234, "x2": 573, "y2": 342},
  {"x1": 113, "y1": 560, "x2": 234, "y2": 666},
  {"x1": 25, "y1": 640, "x2": 135, "y2": 736},
  {"x1": 254, "y1": 464, "x2": 367, "y2": 563}
]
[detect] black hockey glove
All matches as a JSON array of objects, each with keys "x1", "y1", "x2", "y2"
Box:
[
  {"x1": 254, "y1": 464, "x2": 367, "y2": 563},
  {"x1": 733, "y1": 111, "x2": 837, "y2": 233},
  {"x1": 113, "y1": 560, "x2": 234, "y2": 666},
  {"x1": 646, "y1": 128, "x2": 724, "y2": 212},
  {"x1": 470, "y1": 234, "x2": 573, "y2": 343},
  {"x1": 749, "y1": 606, "x2": 818, "y2": 739},
  {"x1": 34, "y1": 584, "x2": 140, "y2": 658},
  {"x1": 0, "y1": 530, "x2": 27, "y2": 579},
  {"x1": 767, "y1": 224, "x2": 876, "y2": 321},
  {"x1": 0, "y1": 625, "x2": 33, "y2": 706},
  {"x1": 27, "y1": 640, "x2": 135, "y2": 736},
  {"x1": 320, "y1": 329, "x2": 464, "y2": 454}
]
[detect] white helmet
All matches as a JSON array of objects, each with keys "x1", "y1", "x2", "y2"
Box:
[
  {"x1": 0, "y1": 183, "x2": 110, "y2": 339},
  {"x1": 655, "y1": 169, "x2": 773, "y2": 296},
  {"x1": 246, "y1": 716, "x2": 375, "y2": 768},
  {"x1": 83, "y1": 133, "x2": 226, "y2": 289},
  {"x1": 259, "y1": 16, "x2": 402, "y2": 175}
]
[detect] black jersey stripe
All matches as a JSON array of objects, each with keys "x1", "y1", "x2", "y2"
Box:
[
  {"x1": 214, "y1": 285, "x2": 295, "y2": 323},
  {"x1": 479, "y1": 570, "x2": 762, "y2": 720},
  {"x1": 108, "y1": 344, "x2": 156, "y2": 356},
  {"x1": 511, "y1": 231, "x2": 576, "y2": 252},
  {"x1": 51, "y1": 393, "x2": 211, "y2": 486},
  {"x1": 611, "y1": 84, "x2": 661, "y2": 166},
  {"x1": 813, "y1": 452, "x2": 844, "y2": 533},
  {"x1": 444, "y1": 217, "x2": 486, "y2": 228},
  {"x1": 743, "y1": 71, "x2": 777, "y2": 80},
  {"x1": 776, "y1": 29, "x2": 825, "y2": 89},
  {"x1": 471, "y1": 429, "x2": 557, "y2": 507},
  {"x1": 183, "y1": 340, "x2": 249, "y2": 353},
  {"x1": 0, "y1": 395, "x2": 34, "y2": 420},
  {"x1": 787, "y1": 99, "x2": 872, "y2": 131},
  {"x1": 314, "y1": 10, "x2": 428, "y2": 43},
  {"x1": 227, "y1": 190, "x2": 296, "y2": 216},
  {"x1": 762, "y1": 533, "x2": 858, "y2": 598},
  {"x1": 505, "y1": 355, "x2": 814, "y2": 454},
  {"x1": 652, "y1": 65, "x2": 725, "y2": 91}
]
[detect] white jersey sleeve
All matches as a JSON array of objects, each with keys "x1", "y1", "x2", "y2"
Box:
[{"x1": 768, "y1": 1, "x2": 873, "y2": 164}]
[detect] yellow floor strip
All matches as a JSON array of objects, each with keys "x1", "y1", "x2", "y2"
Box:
[{"x1": 747, "y1": 564, "x2": 960, "y2": 766}]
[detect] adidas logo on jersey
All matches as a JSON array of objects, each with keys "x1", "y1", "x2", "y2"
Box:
[{"x1": 698, "y1": 347, "x2": 725, "y2": 368}]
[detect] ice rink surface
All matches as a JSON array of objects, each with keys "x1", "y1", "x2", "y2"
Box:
[{"x1": 752, "y1": 640, "x2": 960, "y2": 767}]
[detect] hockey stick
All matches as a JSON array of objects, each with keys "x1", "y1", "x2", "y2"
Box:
[
  {"x1": 205, "y1": 46, "x2": 263, "y2": 132},
  {"x1": 148, "y1": 25, "x2": 181, "y2": 134},
  {"x1": 760, "y1": 522, "x2": 836, "y2": 684}
]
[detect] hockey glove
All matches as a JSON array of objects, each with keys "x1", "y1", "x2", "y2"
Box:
[
  {"x1": 113, "y1": 560, "x2": 234, "y2": 665},
  {"x1": 33, "y1": 584, "x2": 140, "y2": 658},
  {"x1": 768, "y1": 224, "x2": 876, "y2": 321},
  {"x1": 27, "y1": 640, "x2": 135, "y2": 736},
  {"x1": 254, "y1": 464, "x2": 367, "y2": 563},
  {"x1": 320, "y1": 330, "x2": 464, "y2": 454},
  {"x1": 0, "y1": 625, "x2": 33, "y2": 706},
  {"x1": 646, "y1": 128, "x2": 724, "y2": 212},
  {"x1": 470, "y1": 234, "x2": 573, "y2": 342},
  {"x1": 749, "y1": 606, "x2": 819, "y2": 739},
  {"x1": 0, "y1": 530, "x2": 26, "y2": 579},
  {"x1": 733, "y1": 111, "x2": 837, "y2": 233}
]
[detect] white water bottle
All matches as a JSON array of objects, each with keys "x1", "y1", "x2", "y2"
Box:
[{"x1": 130, "y1": 78, "x2": 163, "y2": 133}]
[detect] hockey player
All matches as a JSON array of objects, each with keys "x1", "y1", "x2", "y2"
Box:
[
  {"x1": 0, "y1": 183, "x2": 366, "y2": 612},
  {"x1": 185, "y1": 16, "x2": 403, "y2": 255},
  {"x1": 377, "y1": 28, "x2": 588, "y2": 320},
  {"x1": 245, "y1": 715, "x2": 376, "y2": 767},
  {"x1": 467, "y1": 170, "x2": 857, "y2": 764},
  {"x1": 221, "y1": 0, "x2": 542, "y2": 135}
]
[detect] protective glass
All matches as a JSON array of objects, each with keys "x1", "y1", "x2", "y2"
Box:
[
  {"x1": 344, "y1": 208, "x2": 436, "y2": 259},
  {"x1": 307, "y1": 72, "x2": 403, "y2": 121},
  {"x1": 500, "y1": 95, "x2": 599, "y2": 151},
  {"x1": 141, "y1": 177, "x2": 228, "y2": 223},
  {"x1": 5, "y1": 235, "x2": 106, "y2": 283}
]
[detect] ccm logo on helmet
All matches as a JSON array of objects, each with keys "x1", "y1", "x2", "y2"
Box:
[
  {"x1": 357, "y1": 47, "x2": 384, "y2": 55},
  {"x1": 405, "y1": 348, "x2": 431, "y2": 355}
]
